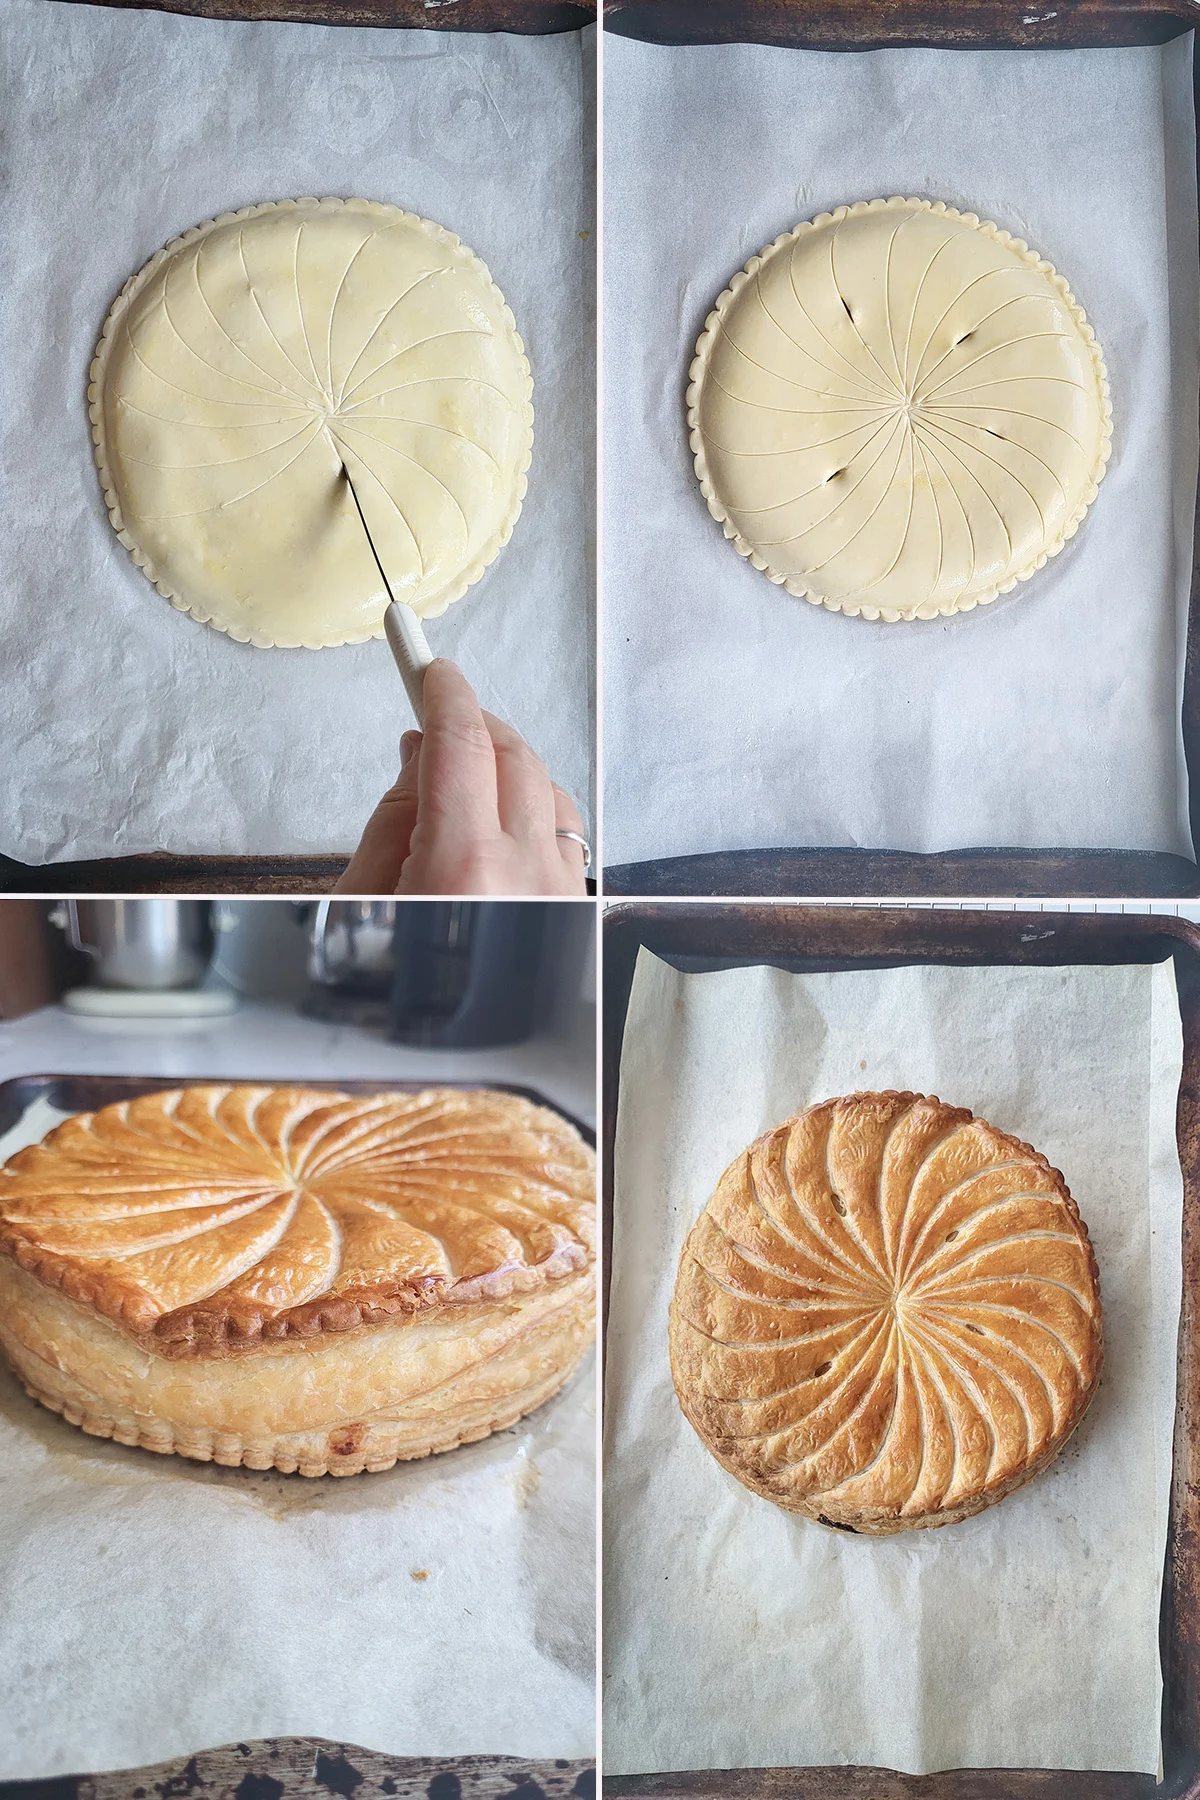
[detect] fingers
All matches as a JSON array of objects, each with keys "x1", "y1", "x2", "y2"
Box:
[
  {"x1": 552, "y1": 784, "x2": 585, "y2": 836},
  {"x1": 339, "y1": 658, "x2": 587, "y2": 897},
  {"x1": 334, "y1": 732, "x2": 422, "y2": 894},
  {"x1": 482, "y1": 707, "x2": 557, "y2": 844},
  {"x1": 416, "y1": 660, "x2": 501, "y2": 843}
]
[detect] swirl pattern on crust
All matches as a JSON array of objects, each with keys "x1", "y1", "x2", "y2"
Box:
[
  {"x1": 669, "y1": 1091, "x2": 1102, "y2": 1533},
  {"x1": 0, "y1": 1085, "x2": 594, "y2": 1356},
  {"x1": 687, "y1": 198, "x2": 1112, "y2": 622},
  {"x1": 89, "y1": 198, "x2": 534, "y2": 647}
]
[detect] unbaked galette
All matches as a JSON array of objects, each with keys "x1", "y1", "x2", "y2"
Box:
[
  {"x1": 688, "y1": 198, "x2": 1111, "y2": 621},
  {"x1": 90, "y1": 198, "x2": 534, "y2": 646}
]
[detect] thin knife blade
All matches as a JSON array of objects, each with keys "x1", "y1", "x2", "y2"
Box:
[{"x1": 341, "y1": 461, "x2": 433, "y2": 725}]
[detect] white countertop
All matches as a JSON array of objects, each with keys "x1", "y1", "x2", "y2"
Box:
[{"x1": 0, "y1": 1000, "x2": 596, "y2": 1131}]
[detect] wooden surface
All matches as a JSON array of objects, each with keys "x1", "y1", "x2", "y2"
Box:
[
  {"x1": 600, "y1": 904, "x2": 1200, "y2": 1799},
  {"x1": 51, "y1": 0, "x2": 593, "y2": 30},
  {"x1": 0, "y1": 855, "x2": 349, "y2": 897},
  {"x1": 0, "y1": 904, "x2": 58, "y2": 1021},
  {"x1": 0, "y1": 1740, "x2": 594, "y2": 1800},
  {"x1": 601, "y1": 849, "x2": 1200, "y2": 900},
  {"x1": 603, "y1": 0, "x2": 1197, "y2": 48}
]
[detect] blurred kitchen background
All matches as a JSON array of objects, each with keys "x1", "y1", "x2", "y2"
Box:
[{"x1": 0, "y1": 899, "x2": 596, "y2": 1132}]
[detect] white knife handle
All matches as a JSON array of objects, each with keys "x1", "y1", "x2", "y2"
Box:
[{"x1": 384, "y1": 600, "x2": 435, "y2": 726}]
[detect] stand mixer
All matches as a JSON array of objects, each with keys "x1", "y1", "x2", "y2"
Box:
[{"x1": 50, "y1": 899, "x2": 239, "y2": 1018}]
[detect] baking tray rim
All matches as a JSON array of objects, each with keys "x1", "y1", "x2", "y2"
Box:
[{"x1": 0, "y1": 1070, "x2": 596, "y2": 1148}]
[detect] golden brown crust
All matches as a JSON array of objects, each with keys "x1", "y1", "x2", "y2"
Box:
[
  {"x1": 0, "y1": 1085, "x2": 595, "y2": 1359},
  {"x1": 668, "y1": 1091, "x2": 1102, "y2": 1534}
]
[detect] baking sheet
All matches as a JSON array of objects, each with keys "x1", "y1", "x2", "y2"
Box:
[
  {"x1": 0, "y1": 1, "x2": 594, "y2": 862},
  {"x1": 603, "y1": 951, "x2": 1184, "y2": 1777},
  {"x1": 0, "y1": 1097, "x2": 596, "y2": 1778},
  {"x1": 601, "y1": 35, "x2": 1200, "y2": 868}
]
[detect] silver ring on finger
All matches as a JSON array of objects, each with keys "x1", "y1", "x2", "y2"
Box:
[{"x1": 555, "y1": 828, "x2": 592, "y2": 872}]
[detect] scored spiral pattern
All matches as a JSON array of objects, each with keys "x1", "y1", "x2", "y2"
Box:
[
  {"x1": 669, "y1": 1092, "x2": 1102, "y2": 1533},
  {"x1": 90, "y1": 198, "x2": 534, "y2": 647},
  {"x1": 688, "y1": 198, "x2": 1112, "y2": 622},
  {"x1": 0, "y1": 1086, "x2": 594, "y2": 1352}
]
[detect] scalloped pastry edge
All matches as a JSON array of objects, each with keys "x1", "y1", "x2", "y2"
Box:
[
  {"x1": 1, "y1": 1264, "x2": 594, "y2": 1476},
  {"x1": 8, "y1": 1366, "x2": 572, "y2": 1477},
  {"x1": 89, "y1": 196, "x2": 535, "y2": 650},
  {"x1": 686, "y1": 197, "x2": 1113, "y2": 624}
]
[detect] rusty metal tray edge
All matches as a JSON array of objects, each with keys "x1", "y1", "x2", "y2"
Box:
[
  {"x1": 601, "y1": 0, "x2": 1197, "y2": 51},
  {"x1": 50, "y1": 0, "x2": 594, "y2": 33},
  {"x1": 0, "y1": 1071, "x2": 595, "y2": 1148}
]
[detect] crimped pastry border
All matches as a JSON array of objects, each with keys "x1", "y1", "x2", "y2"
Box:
[
  {"x1": 0, "y1": 1084, "x2": 596, "y2": 1358},
  {"x1": 669, "y1": 1089, "x2": 1104, "y2": 1533},
  {"x1": 3, "y1": 1269, "x2": 594, "y2": 1478},
  {"x1": 9, "y1": 1340, "x2": 590, "y2": 1478},
  {"x1": 88, "y1": 196, "x2": 535, "y2": 650},
  {"x1": 686, "y1": 197, "x2": 1114, "y2": 623}
]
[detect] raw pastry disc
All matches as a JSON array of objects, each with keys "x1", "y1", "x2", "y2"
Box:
[
  {"x1": 89, "y1": 198, "x2": 535, "y2": 648},
  {"x1": 687, "y1": 197, "x2": 1112, "y2": 622}
]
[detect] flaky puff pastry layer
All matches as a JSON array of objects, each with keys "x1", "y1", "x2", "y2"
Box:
[
  {"x1": 669, "y1": 1092, "x2": 1101, "y2": 1533},
  {"x1": 0, "y1": 1085, "x2": 595, "y2": 1474}
]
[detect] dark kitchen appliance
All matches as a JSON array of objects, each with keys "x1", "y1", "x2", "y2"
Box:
[
  {"x1": 302, "y1": 901, "x2": 547, "y2": 1047},
  {"x1": 388, "y1": 903, "x2": 545, "y2": 1048}
]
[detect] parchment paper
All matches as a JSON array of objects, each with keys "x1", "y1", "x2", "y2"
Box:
[
  {"x1": 0, "y1": 1099, "x2": 596, "y2": 1778},
  {"x1": 602, "y1": 36, "x2": 1199, "y2": 868},
  {"x1": 0, "y1": 2, "x2": 594, "y2": 862},
  {"x1": 604, "y1": 952, "x2": 1184, "y2": 1776}
]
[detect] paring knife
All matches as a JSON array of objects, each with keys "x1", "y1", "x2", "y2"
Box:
[{"x1": 341, "y1": 462, "x2": 434, "y2": 726}]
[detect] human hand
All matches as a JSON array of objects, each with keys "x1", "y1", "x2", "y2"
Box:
[{"x1": 335, "y1": 659, "x2": 589, "y2": 897}]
